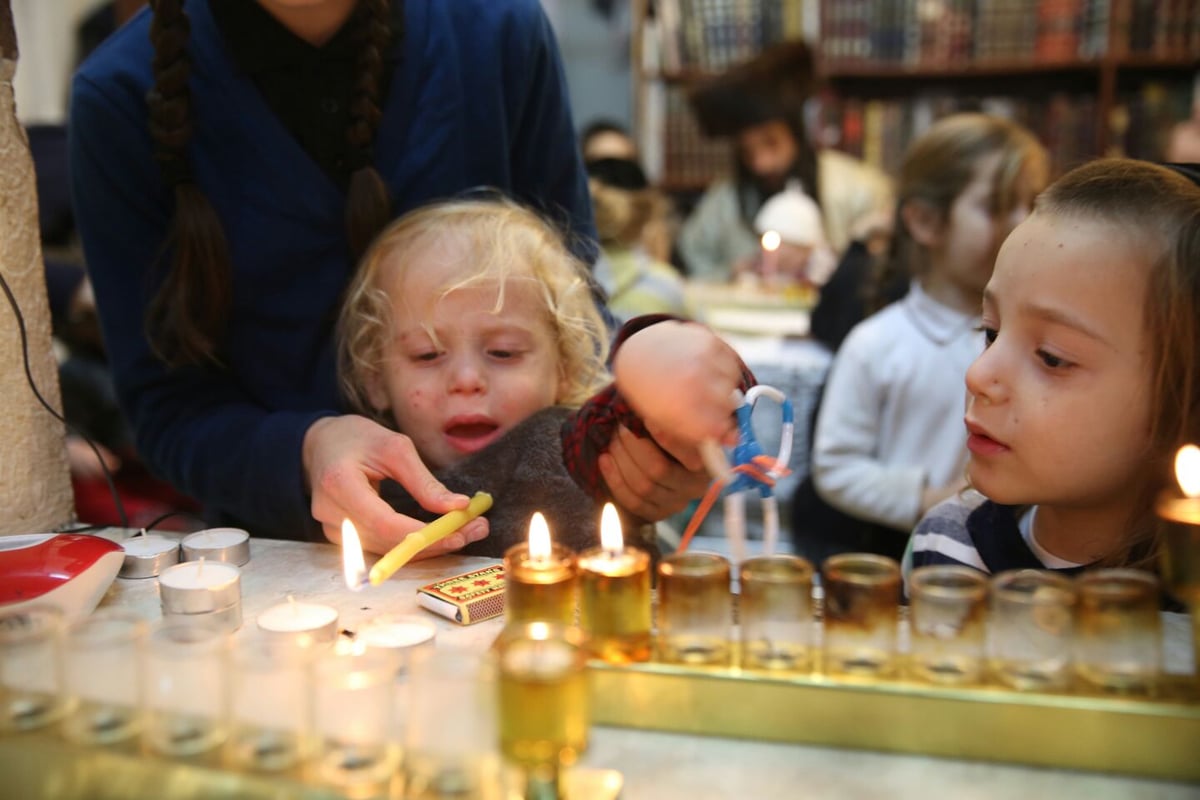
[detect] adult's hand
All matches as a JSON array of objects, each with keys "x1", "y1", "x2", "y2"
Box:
[
  {"x1": 599, "y1": 424, "x2": 712, "y2": 521},
  {"x1": 302, "y1": 415, "x2": 489, "y2": 558}
]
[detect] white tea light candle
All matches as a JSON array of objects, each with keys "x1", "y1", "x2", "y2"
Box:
[
  {"x1": 181, "y1": 528, "x2": 251, "y2": 566},
  {"x1": 257, "y1": 597, "x2": 339, "y2": 645},
  {"x1": 159, "y1": 560, "x2": 243, "y2": 633},
  {"x1": 355, "y1": 614, "x2": 436, "y2": 667},
  {"x1": 119, "y1": 534, "x2": 179, "y2": 579}
]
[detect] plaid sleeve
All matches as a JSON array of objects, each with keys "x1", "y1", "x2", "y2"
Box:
[{"x1": 561, "y1": 314, "x2": 755, "y2": 503}]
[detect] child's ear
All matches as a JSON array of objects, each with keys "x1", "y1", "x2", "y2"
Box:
[{"x1": 900, "y1": 198, "x2": 945, "y2": 248}]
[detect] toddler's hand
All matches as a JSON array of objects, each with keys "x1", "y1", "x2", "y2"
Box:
[{"x1": 613, "y1": 321, "x2": 742, "y2": 446}]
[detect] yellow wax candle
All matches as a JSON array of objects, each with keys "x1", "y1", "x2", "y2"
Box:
[{"x1": 368, "y1": 492, "x2": 493, "y2": 585}]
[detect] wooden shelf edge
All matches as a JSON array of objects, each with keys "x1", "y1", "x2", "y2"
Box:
[{"x1": 821, "y1": 54, "x2": 1199, "y2": 81}]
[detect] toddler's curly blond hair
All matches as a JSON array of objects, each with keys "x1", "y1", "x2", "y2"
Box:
[{"x1": 338, "y1": 198, "x2": 611, "y2": 425}]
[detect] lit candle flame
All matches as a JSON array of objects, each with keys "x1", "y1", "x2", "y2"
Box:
[
  {"x1": 1176, "y1": 444, "x2": 1200, "y2": 498},
  {"x1": 341, "y1": 519, "x2": 367, "y2": 591},
  {"x1": 600, "y1": 502, "x2": 623, "y2": 558},
  {"x1": 761, "y1": 230, "x2": 781, "y2": 252},
  {"x1": 528, "y1": 512, "x2": 551, "y2": 564}
]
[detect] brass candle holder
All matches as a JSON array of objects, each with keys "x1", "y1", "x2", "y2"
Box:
[
  {"x1": 497, "y1": 622, "x2": 589, "y2": 799},
  {"x1": 577, "y1": 504, "x2": 652, "y2": 664},
  {"x1": 504, "y1": 513, "x2": 578, "y2": 627}
]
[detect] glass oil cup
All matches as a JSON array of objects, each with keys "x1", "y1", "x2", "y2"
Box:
[
  {"x1": 577, "y1": 546, "x2": 652, "y2": 664},
  {"x1": 226, "y1": 637, "x2": 315, "y2": 772},
  {"x1": 62, "y1": 609, "x2": 148, "y2": 746},
  {"x1": 1074, "y1": 569, "x2": 1162, "y2": 696},
  {"x1": 143, "y1": 620, "x2": 231, "y2": 758},
  {"x1": 906, "y1": 566, "x2": 989, "y2": 686},
  {"x1": 310, "y1": 641, "x2": 401, "y2": 792},
  {"x1": 0, "y1": 606, "x2": 65, "y2": 733},
  {"x1": 503, "y1": 542, "x2": 578, "y2": 627},
  {"x1": 988, "y1": 570, "x2": 1077, "y2": 692},
  {"x1": 497, "y1": 623, "x2": 589, "y2": 799},
  {"x1": 656, "y1": 552, "x2": 733, "y2": 666},
  {"x1": 820, "y1": 553, "x2": 901, "y2": 677},
  {"x1": 403, "y1": 649, "x2": 501, "y2": 800},
  {"x1": 738, "y1": 555, "x2": 815, "y2": 672}
]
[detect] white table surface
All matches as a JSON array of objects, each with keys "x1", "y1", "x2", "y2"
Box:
[{"x1": 93, "y1": 534, "x2": 1197, "y2": 800}]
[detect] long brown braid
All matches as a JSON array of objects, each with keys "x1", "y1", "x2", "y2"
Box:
[
  {"x1": 146, "y1": 0, "x2": 231, "y2": 366},
  {"x1": 345, "y1": 0, "x2": 394, "y2": 261},
  {"x1": 144, "y1": 0, "x2": 397, "y2": 367}
]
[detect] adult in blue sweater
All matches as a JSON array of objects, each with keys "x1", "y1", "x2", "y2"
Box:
[{"x1": 70, "y1": 0, "x2": 707, "y2": 555}]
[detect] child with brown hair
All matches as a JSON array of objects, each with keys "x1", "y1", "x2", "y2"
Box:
[
  {"x1": 339, "y1": 197, "x2": 750, "y2": 555},
  {"x1": 796, "y1": 113, "x2": 1049, "y2": 563},
  {"x1": 909, "y1": 159, "x2": 1200, "y2": 576}
]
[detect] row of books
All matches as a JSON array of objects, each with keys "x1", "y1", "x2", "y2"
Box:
[
  {"x1": 657, "y1": 84, "x2": 732, "y2": 187},
  {"x1": 647, "y1": 0, "x2": 804, "y2": 73},
  {"x1": 812, "y1": 91, "x2": 1102, "y2": 176},
  {"x1": 821, "y1": 0, "x2": 1200, "y2": 68},
  {"x1": 646, "y1": 78, "x2": 1195, "y2": 189},
  {"x1": 818, "y1": 80, "x2": 1194, "y2": 176},
  {"x1": 1124, "y1": 0, "x2": 1200, "y2": 56}
]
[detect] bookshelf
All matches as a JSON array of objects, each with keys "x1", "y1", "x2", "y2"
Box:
[
  {"x1": 632, "y1": 0, "x2": 1200, "y2": 190},
  {"x1": 631, "y1": 0, "x2": 814, "y2": 192}
]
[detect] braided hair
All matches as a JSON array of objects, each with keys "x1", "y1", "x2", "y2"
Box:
[{"x1": 145, "y1": 0, "x2": 396, "y2": 366}]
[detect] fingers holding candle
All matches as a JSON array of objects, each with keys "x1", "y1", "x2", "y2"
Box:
[
  {"x1": 304, "y1": 416, "x2": 474, "y2": 550},
  {"x1": 366, "y1": 492, "x2": 494, "y2": 586}
]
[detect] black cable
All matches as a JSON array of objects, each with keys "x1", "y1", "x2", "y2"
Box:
[
  {"x1": 0, "y1": 267, "x2": 128, "y2": 529},
  {"x1": 141, "y1": 509, "x2": 200, "y2": 532}
]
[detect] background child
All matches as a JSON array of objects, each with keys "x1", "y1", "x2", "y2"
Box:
[
  {"x1": 909, "y1": 159, "x2": 1200, "y2": 577},
  {"x1": 587, "y1": 156, "x2": 687, "y2": 322},
  {"x1": 795, "y1": 113, "x2": 1048, "y2": 563},
  {"x1": 339, "y1": 198, "x2": 748, "y2": 556}
]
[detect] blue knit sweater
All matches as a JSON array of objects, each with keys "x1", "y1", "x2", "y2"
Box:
[{"x1": 69, "y1": 0, "x2": 594, "y2": 540}]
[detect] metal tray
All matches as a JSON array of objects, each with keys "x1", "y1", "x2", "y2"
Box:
[{"x1": 589, "y1": 661, "x2": 1200, "y2": 783}]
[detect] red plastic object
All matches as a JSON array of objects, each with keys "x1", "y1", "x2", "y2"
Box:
[{"x1": 0, "y1": 533, "x2": 123, "y2": 620}]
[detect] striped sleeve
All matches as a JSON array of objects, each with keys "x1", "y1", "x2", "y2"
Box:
[{"x1": 908, "y1": 494, "x2": 988, "y2": 572}]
